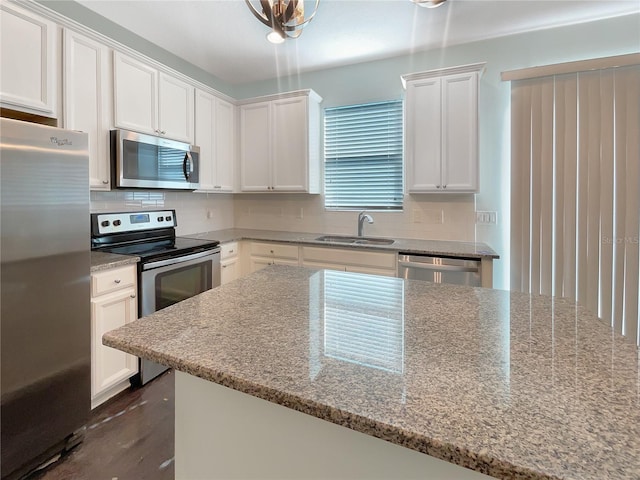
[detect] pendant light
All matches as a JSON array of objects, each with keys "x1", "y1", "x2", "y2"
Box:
[
  {"x1": 411, "y1": 0, "x2": 448, "y2": 8},
  {"x1": 245, "y1": 0, "x2": 321, "y2": 44}
]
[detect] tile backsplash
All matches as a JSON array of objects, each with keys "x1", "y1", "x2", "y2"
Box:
[
  {"x1": 90, "y1": 191, "x2": 234, "y2": 235},
  {"x1": 91, "y1": 191, "x2": 478, "y2": 243},
  {"x1": 234, "y1": 193, "x2": 477, "y2": 241}
]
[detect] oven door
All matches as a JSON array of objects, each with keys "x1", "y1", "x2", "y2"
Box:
[
  {"x1": 136, "y1": 248, "x2": 220, "y2": 385},
  {"x1": 140, "y1": 249, "x2": 220, "y2": 317}
]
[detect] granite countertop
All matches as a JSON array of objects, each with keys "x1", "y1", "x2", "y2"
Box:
[
  {"x1": 186, "y1": 228, "x2": 499, "y2": 259},
  {"x1": 104, "y1": 265, "x2": 639, "y2": 480},
  {"x1": 91, "y1": 251, "x2": 139, "y2": 272}
]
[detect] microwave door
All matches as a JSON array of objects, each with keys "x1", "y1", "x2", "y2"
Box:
[{"x1": 113, "y1": 129, "x2": 201, "y2": 190}]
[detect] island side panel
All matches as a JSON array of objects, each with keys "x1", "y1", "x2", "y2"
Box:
[{"x1": 174, "y1": 371, "x2": 493, "y2": 480}]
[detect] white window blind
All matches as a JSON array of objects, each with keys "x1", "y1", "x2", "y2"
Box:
[
  {"x1": 324, "y1": 100, "x2": 403, "y2": 210},
  {"x1": 510, "y1": 63, "x2": 640, "y2": 346},
  {"x1": 323, "y1": 270, "x2": 404, "y2": 373}
]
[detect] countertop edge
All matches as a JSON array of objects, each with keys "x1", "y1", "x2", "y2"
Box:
[
  {"x1": 90, "y1": 251, "x2": 140, "y2": 272},
  {"x1": 102, "y1": 334, "x2": 550, "y2": 480}
]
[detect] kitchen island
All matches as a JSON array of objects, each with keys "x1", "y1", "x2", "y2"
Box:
[{"x1": 103, "y1": 266, "x2": 640, "y2": 480}]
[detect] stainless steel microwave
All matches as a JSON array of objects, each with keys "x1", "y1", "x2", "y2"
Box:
[{"x1": 111, "y1": 129, "x2": 200, "y2": 190}]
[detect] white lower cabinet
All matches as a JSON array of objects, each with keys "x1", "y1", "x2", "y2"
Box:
[
  {"x1": 302, "y1": 246, "x2": 397, "y2": 277},
  {"x1": 90, "y1": 265, "x2": 138, "y2": 409},
  {"x1": 249, "y1": 242, "x2": 300, "y2": 273},
  {"x1": 220, "y1": 242, "x2": 240, "y2": 285}
]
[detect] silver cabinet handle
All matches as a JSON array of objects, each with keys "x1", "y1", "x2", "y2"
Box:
[
  {"x1": 114, "y1": 279, "x2": 121, "y2": 284},
  {"x1": 102, "y1": 180, "x2": 109, "y2": 184},
  {"x1": 130, "y1": 294, "x2": 136, "y2": 298},
  {"x1": 222, "y1": 265, "x2": 227, "y2": 269}
]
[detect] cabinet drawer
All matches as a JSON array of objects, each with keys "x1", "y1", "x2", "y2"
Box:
[
  {"x1": 302, "y1": 246, "x2": 396, "y2": 269},
  {"x1": 91, "y1": 265, "x2": 136, "y2": 297},
  {"x1": 220, "y1": 241, "x2": 239, "y2": 260},
  {"x1": 250, "y1": 242, "x2": 299, "y2": 260}
]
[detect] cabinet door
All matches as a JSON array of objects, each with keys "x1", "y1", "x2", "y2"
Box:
[
  {"x1": 240, "y1": 102, "x2": 271, "y2": 191},
  {"x1": 441, "y1": 72, "x2": 478, "y2": 192},
  {"x1": 64, "y1": 29, "x2": 111, "y2": 190},
  {"x1": 159, "y1": 72, "x2": 194, "y2": 142},
  {"x1": 0, "y1": 3, "x2": 57, "y2": 117},
  {"x1": 271, "y1": 97, "x2": 308, "y2": 191},
  {"x1": 220, "y1": 257, "x2": 239, "y2": 285},
  {"x1": 91, "y1": 287, "x2": 138, "y2": 399},
  {"x1": 195, "y1": 89, "x2": 216, "y2": 191},
  {"x1": 215, "y1": 98, "x2": 236, "y2": 192},
  {"x1": 113, "y1": 51, "x2": 157, "y2": 134},
  {"x1": 405, "y1": 78, "x2": 442, "y2": 192}
]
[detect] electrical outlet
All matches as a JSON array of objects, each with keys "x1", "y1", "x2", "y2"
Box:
[
  {"x1": 297, "y1": 208, "x2": 304, "y2": 219},
  {"x1": 476, "y1": 211, "x2": 497, "y2": 225},
  {"x1": 206, "y1": 210, "x2": 213, "y2": 219},
  {"x1": 412, "y1": 209, "x2": 422, "y2": 223}
]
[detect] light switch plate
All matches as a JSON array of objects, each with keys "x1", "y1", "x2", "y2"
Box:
[{"x1": 476, "y1": 211, "x2": 497, "y2": 225}]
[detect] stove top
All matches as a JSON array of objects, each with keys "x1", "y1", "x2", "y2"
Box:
[{"x1": 99, "y1": 236, "x2": 219, "y2": 263}]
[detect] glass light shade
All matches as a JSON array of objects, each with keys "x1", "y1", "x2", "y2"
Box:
[{"x1": 267, "y1": 30, "x2": 286, "y2": 44}]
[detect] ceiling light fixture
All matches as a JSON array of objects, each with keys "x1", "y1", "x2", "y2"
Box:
[
  {"x1": 245, "y1": 0, "x2": 320, "y2": 44},
  {"x1": 412, "y1": 0, "x2": 448, "y2": 8}
]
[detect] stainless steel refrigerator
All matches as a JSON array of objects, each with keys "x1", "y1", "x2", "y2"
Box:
[{"x1": 1, "y1": 118, "x2": 90, "y2": 479}]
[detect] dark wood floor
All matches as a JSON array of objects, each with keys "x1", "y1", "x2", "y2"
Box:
[{"x1": 29, "y1": 370, "x2": 175, "y2": 480}]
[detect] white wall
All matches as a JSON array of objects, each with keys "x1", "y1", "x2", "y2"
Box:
[{"x1": 233, "y1": 13, "x2": 640, "y2": 291}]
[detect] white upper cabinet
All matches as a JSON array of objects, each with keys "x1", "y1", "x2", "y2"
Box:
[
  {"x1": 0, "y1": 2, "x2": 58, "y2": 117},
  {"x1": 113, "y1": 51, "x2": 194, "y2": 143},
  {"x1": 195, "y1": 88, "x2": 236, "y2": 192},
  {"x1": 63, "y1": 29, "x2": 111, "y2": 190},
  {"x1": 403, "y1": 63, "x2": 485, "y2": 193},
  {"x1": 158, "y1": 72, "x2": 194, "y2": 143},
  {"x1": 239, "y1": 101, "x2": 271, "y2": 191},
  {"x1": 239, "y1": 90, "x2": 321, "y2": 193}
]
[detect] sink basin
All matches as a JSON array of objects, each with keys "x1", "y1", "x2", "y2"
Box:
[{"x1": 315, "y1": 235, "x2": 395, "y2": 246}]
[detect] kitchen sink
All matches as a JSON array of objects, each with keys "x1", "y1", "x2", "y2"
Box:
[{"x1": 315, "y1": 235, "x2": 395, "y2": 246}]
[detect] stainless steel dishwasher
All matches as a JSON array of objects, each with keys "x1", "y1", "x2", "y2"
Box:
[{"x1": 398, "y1": 254, "x2": 482, "y2": 286}]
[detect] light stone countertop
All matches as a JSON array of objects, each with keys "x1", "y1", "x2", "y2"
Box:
[
  {"x1": 90, "y1": 251, "x2": 139, "y2": 272},
  {"x1": 185, "y1": 228, "x2": 499, "y2": 259},
  {"x1": 104, "y1": 265, "x2": 639, "y2": 480}
]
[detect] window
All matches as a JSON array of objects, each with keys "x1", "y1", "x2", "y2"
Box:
[{"x1": 324, "y1": 100, "x2": 403, "y2": 210}]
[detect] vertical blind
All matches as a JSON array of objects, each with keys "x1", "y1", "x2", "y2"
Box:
[
  {"x1": 510, "y1": 64, "x2": 640, "y2": 345},
  {"x1": 324, "y1": 100, "x2": 403, "y2": 210}
]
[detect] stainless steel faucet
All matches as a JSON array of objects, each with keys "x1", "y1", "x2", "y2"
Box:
[{"x1": 357, "y1": 210, "x2": 374, "y2": 237}]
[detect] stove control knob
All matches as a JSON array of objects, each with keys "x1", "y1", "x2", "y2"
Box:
[
  {"x1": 157, "y1": 216, "x2": 164, "y2": 222},
  {"x1": 166, "y1": 215, "x2": 172, "y2": 222},
  {"x1": 101, "y1": 220, "x2": 110, "y2": 227},
  {"x1": 113, "y1": 220, "x2": 121, "y2": 227}
]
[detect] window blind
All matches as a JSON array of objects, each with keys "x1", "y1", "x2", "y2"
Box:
[
  {"x1": 323, "y1": 270, "x2": 404, "y2": 373},
  {"x1": 324, "y1": 100, "x2": 403, "y2": 210},
  {"x1": 510, "y1": 63, "x2": 640, "y2": 346}
]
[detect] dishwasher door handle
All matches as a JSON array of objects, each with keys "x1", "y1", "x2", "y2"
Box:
[{"x1": 398, "y1": 261, "x2": 479, "y2": 273}]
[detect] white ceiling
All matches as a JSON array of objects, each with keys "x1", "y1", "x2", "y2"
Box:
[{"x1": 78, "y1": 0, "x2": 640, "y2": 85}]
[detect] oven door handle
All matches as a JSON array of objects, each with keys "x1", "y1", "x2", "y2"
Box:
[{"x1": 142, "y1": 248, "x2": 219, "y2": 271}]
